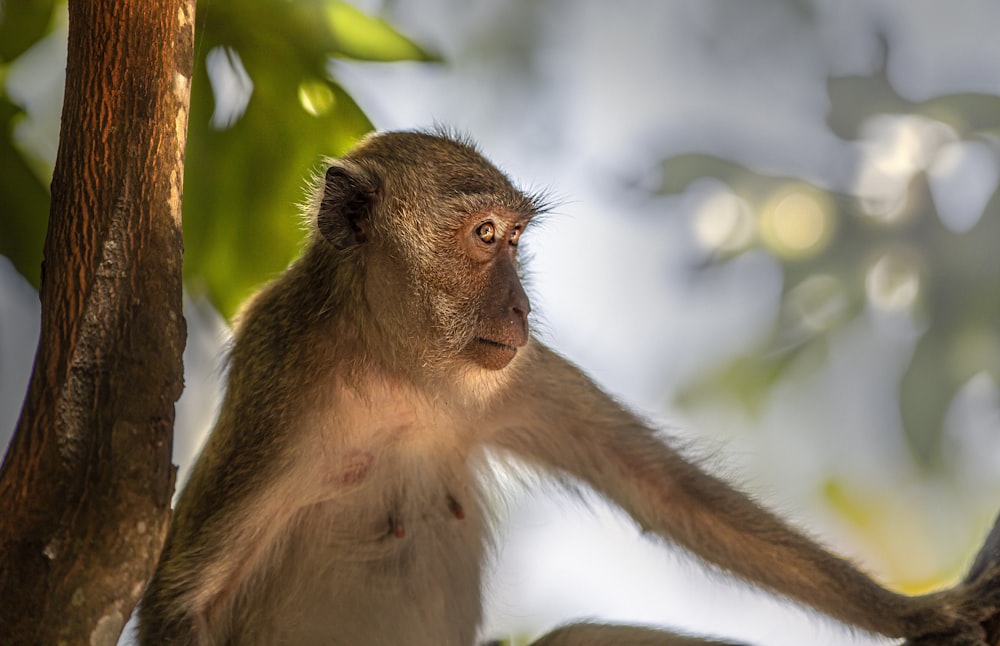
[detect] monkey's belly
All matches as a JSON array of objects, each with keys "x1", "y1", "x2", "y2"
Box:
[{"x1": 230, "y1": 482, "x2": 488, "y2": 646}]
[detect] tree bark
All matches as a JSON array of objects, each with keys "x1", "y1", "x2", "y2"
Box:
[
  {"x1": 0, "y1": 1, "x2": 193, "y2": 643},
  {"x1": 966, "y1": 514, "x2": 1000, "y2": 646}
]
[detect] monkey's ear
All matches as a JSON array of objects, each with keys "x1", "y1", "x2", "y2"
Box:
[{"x1": 317, "y1": 160, "x2": 377, "y2": 248}]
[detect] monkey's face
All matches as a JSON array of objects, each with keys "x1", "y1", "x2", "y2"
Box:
[
  {"x1": 365, "y1": 205, "x2": 533, "y2": 375},
  {"x1": 317, "y1": 131, "x2": 542, "y2": 376},
  {"x1": 452, "y1": 212, "x2": 531, "y2": 371}
]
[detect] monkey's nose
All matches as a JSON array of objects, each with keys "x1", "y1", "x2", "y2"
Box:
[{"x1": 510, "y1": 286, "x2": 530, "y2": 322}]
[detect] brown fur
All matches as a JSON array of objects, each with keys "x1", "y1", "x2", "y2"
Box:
[{"x1": 138, "y1": 130, "x2": 999, "y2": 645}]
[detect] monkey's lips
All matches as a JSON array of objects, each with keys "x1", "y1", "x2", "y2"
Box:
[
  {"x1": 475, "y1": 337, "x2": 518, "y2": 352},
  {"x1": 471, "y1": 337, "x2": 520, "y2": 370}
]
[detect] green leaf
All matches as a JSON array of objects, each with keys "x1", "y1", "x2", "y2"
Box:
[
  {"x1": 0, "y1": 97, "x2": 49, "y2": 286},
  {"x1": 656, "y1": 154, "x2": 750, "y2": 195},
  {"x1": 182, "y1": 0, "x2": 437, "y2": 318},
  {"x1": 183, "y1": 46, "x2": 372, "y2": 318},
  {"x1": 821, "y1": 479, "x2": 872, "y2": 529},
  {"x1": 0, "y1": 0, "x2": 57, "y2": 62},
  {"x1": 326, "y1": 1, "x2": 439, "y2": 62},
  {"x1": 676, "y1": 351, "x2": 798, "y2": 417},
  {"x1": 0, "y1": 1, "x2": 59, "y2": 285},
  {"x1": 1, "y1": 0, "x2": 434, "y2": 311}
]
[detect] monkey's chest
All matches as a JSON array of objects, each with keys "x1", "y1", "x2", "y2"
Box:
[
  {"x1": 307, "y1": 450, "x2": 486, "y2": 560},
  {"x1": 306, "y1": 399, "x2": 490, "y2": 561},
  {"x1": 240, "y1": 450, "x2": 488, "y2": 645}
]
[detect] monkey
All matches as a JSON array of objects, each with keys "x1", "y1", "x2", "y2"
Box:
[{"x1": 138, "y1": 130, "x2": 1000, "y2": 645}]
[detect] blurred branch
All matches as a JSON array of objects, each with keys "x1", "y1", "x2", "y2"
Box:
[{"x1": 967, "y1": 514, "x2": 1000, "y2": 646}]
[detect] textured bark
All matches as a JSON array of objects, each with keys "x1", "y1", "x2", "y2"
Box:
[
  {"x1": 0, "y1": 1, "x2": 193, "y2": 643},
  {"x1": 899, "y1": 512, "x2": 1000, "y2": 646},
  {"x1": 967, "y1": 514, "x2": 1000, "y2": 646}
]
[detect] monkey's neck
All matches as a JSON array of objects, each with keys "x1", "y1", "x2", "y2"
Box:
[
  {"x1": 295, "y1": 240, "x2": 365, "y2": 315},
  {"x1": 261, "y1": 241, "x2": 485, "y2": 401},
  {"x1": 275, "y1": 242, "x2": 405, "y2": 380}
]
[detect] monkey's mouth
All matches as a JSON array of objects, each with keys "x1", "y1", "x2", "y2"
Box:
[
  {"x1": 475, "y1": 337, "x2": 518, "y2": 352},
  {"x1": 470, "y1": 337, "x2": 520, "y2": 370}
]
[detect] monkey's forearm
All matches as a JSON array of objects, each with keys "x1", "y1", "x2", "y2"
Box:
[
  {"x1": 609, "y1": 441, "x2": 974, "y2": 639},
  {"x1": 596, "y1": 438, "x2": 923, "y2": 636},
  {"x1": 501, "y1": 345, "x2": 954, "y2": 639},
  {"x1": 531, "y1": 622, "x2": 748, "y2": 645},
  {"x1": 140, "y1": 415, "x2": 310, "y2": 643},
  {"x1": 636, "y1": 459, "x2": 924, "y2": 636},
  {"x1": 138, "y1": 585, "x2": 205, "y2": 646}
]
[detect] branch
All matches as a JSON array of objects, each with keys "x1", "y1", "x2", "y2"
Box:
[
  {"x1": 0, "y1": 1, "x2": 194, "y2": 643},
  {"x1": 967, "y1": 514, "x2": 1000, "y2": 646}
]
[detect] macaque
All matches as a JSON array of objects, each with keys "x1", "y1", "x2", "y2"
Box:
[{"x1": 139, "y1": 130, "x2": 999, "y2": 645}]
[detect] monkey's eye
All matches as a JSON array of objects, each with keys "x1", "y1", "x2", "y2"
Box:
[
  {"x1": 475, "y1": 222, "x2": 496, "y2": 244},
  {"x1": 509, "y1": 225, "x2": 523, "y2": 246}
]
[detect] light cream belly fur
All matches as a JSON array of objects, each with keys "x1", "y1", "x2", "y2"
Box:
[{"x1": 226, "y1": 379, "x2": 492, "y2": 646}]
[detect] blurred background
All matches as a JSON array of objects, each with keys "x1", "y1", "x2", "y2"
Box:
[{"x1": 2, "y1": 1, "x2": 1000, "y2": 644}]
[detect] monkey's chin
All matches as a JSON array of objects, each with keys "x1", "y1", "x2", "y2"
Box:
[{"x1": 470, "y1": 338, "x2": 519, "y2": 371}]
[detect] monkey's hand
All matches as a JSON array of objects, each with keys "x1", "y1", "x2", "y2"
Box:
[
  {"x1": 901, "y1": 564, "x2": 1000, "y2": 646},
  {"x1": 903, "y1": 621, "x2": 986, "y2": 646}
]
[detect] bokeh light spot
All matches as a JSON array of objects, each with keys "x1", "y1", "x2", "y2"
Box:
[
  {"x1": 865, "y1": 247, "x2": 923, "y2": 311},
  {"x1": 759, "y1": 187, "x2": 834, "y2": 259},
  {"x1": 298, "y1": 80, "x2": 336, "y2": 117},
  {"x1": 692, "y1": 187, "x2": 755, "y2": 252},
  {"x1": 854, "y1": 115, "x2": 957, "y2": 224},
  {"x1": 786, "y1": 274, "x2": 847, "y2": 332}
]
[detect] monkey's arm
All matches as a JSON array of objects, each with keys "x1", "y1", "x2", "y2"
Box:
[
  {"x1": 494, "y1": 342, "x2": 999, "y2": 643},
  {"x1": 139, "y1": 399, "x2": 324, "y2": 643}
]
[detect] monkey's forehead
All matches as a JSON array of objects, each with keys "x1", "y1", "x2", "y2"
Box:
[
  {"x1": 441, "y1": 190, "x2": 540, "y2": 221},
  {"x1": 349, "y1": 130, "x2": 494, "y2": 171},
  {"x1": 348, "y1": 130, "x2": 544, "y2": 216}
]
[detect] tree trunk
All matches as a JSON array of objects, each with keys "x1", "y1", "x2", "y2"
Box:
[{"x1": 0, "y1": 1, "x2": 193, "y2": 643}]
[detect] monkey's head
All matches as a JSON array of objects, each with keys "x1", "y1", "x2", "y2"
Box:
[{"x1": 314, "y1": 131, "x2": 545, "y2": 378}]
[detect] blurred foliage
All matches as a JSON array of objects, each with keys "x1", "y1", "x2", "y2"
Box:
[
  {"x1": 0, "y1": 0, "x2": 56, "y2": 286},
  {"x1": 0, "y1": 0, "x2": 437, "y2": 317},
  {"x1": 184, "y1": 0, "x2": 436, "y2": 316},
  {"x1": 0, "y1": 94, "x2": 51, "y2": 287},
  {"x1": 825, "y1": 40, "x2": 1000, "y2": 141},
  {"x1": 0, "y1": 0, "x2": 55, "y2": 61},
  {"x1": 661, "y1": 49, "x2": 1000, "y2": 469}
]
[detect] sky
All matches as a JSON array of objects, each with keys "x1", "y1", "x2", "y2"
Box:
[{"x1": 3, "y1": 1, "x2": 1000, "y2": 644}]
